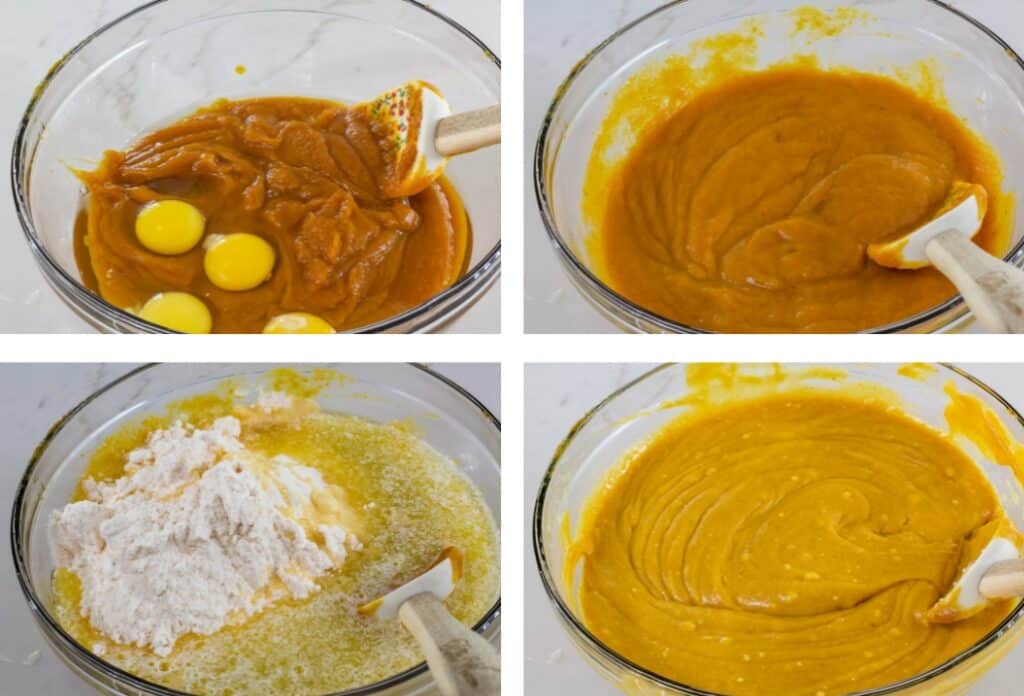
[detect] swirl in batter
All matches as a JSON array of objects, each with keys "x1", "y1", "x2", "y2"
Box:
[{"x1": 568, "y1": 391, "x2": 1017, "y2": 695}]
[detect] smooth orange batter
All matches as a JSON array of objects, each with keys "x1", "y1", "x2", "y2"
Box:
[
  {"x1": 75, "y1": 97, "x2": 470, "y2": 333},
  {"x1": 567, "y1": 389, "x2": 1019, "y2": 695},
  {"x1": 593, "y1": 67, "x2": 1010, "y2": 332}
]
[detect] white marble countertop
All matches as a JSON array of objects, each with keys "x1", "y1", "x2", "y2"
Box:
[
  {"x1": 524, "y1": 0, "x2": 1024, "y2": 333},
  {"x1": 0, "y1": 0, "x2": 499, "y2": 333},
  {"x1": 0, "y1": 362, "x2": 498, "y2": 694},
  {"x1": 525, "y1": 363, "x2": 1024, "y2": 695}
]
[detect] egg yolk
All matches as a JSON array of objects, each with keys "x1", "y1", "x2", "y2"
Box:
[
  {"x1": 263, "y1": 313, "x2": 336, "y2": 334},
  {"x1": 135, "y1": 200, "x2": 205, "y2": 255},
  {"x1": 203, "y1": 233, "x2": 276, "y2": 291},
  {"x1": 137, "y1": 292, "x2": 212, "y2": 334}
]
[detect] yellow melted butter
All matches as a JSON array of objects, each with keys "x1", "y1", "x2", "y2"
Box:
[
  {"x1": 53, "y1": 383, "x2": 499, "y2": 695},
  {"x1": 239, "y1": 449, "x2": 363, "y2": 540}
]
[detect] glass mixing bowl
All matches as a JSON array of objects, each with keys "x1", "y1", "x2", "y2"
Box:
[
  {"x1": 12, "y1": 0, "x2": 500, "y2": 333},
  {"x1": 534, "y1": 0, "x2": 1024, "y2": 333},
  {"x1": 11, "y1": 364, "x2": 501, "y2": 695},
  {"x1": 533, "y1": 363, "x2": 1024, "y2": 695}
]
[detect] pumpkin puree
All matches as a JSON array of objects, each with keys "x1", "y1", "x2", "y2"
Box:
[
  {"x1": 75, "y1": 97, "x2": 470, "y2": 333},
  {"x1": 593, "y1": 67, "x2": 1009, "y2": 332},
  {"x1": 566, "y1": 373, "x2": 1024, "y2": 695}
]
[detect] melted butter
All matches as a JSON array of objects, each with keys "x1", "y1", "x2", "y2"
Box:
[
  {"x1": 264, "y1": 367, "x2": 350, "y2": 399},
  {"x1": 236, "y1": 444, "x2": 361, "y2": 540},
  {"x1": 565, "y1": 364, "x2": 1022, "y2": 695},
  {"x1": 308, "y1": 485, "x2": 363, "y2": 536},
  {"x1": 53, "y1": 374, "x2": 498, "y2": 695}
]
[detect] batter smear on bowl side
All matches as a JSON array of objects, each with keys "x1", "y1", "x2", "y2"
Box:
[
  {"x1": 581, "y1": 10, "x2": 1015, "y2": 333},
  {"x1": 49, "y1": 387, "x2": 498, "y2": 694},
  {"x1": 564, "y1": 370, "x2": 1024, "y2": 695}
]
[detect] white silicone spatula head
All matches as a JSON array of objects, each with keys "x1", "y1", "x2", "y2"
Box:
[
  {"x1": 357, "y1": 547, "x2": 500, "y2": 696},
  {"x1": 866, "y1": 181, "x2": 1024, "y2": 333},
  {"x1": 358, "y1": 546, "x2": 461, "y2": 619},
  {"x1": 868, "y1": 182, "x2": 988, "y2": 270},
  {"x1": 358, "y1": 81, "x2": 500, "y2": 198},
  {"x1": 359, "y1": 80, "x2": 451, "y2": 199},
  {"x1": 928, "y1": 519, "x2": 1023, "y2": 623}
]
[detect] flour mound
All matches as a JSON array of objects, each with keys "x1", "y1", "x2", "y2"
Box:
[{"x1": 50, "y1": 415, "x2": 360, "y2": 657}]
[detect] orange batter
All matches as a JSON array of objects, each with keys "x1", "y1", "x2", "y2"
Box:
[
  {"x1": 567, "y1": 386, "x2": 1021, "y2": 695},
  {"x1": 75, "y1": 97, "x2": 470, "y2": 333},
  {"x1": 592, "y1": 67, "x2": 1010, "y2": 332}
]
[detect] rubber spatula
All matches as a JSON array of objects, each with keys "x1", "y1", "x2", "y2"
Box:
[
  {"x1": 357, "y1": 80, "x2": 500, "y2": 198},
  {"x1": 867, "y1": 182, "x2": 1024, "y2": 333},
  {"x1": 357, "y1": 547, "x2": 500, "y2": 696},
  {"x1": 928, "y1": 519, "x2": 1024, "y2": 623}
]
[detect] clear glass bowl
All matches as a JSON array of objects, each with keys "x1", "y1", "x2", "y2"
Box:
[
  {"x1": 11, "y1": 364, "x2": 501, "y2": 695},
  {"x1": 534, "y1": 0, "x2": 1024, "y2": 333},
  {"x1": 533, "y1": 363, "x2": 1024, "y2": 695},
  {"x1": 12, "y1": 0, "x2": 500, "y2": 334}
]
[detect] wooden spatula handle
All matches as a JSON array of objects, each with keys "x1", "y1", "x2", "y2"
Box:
[
  {"x1": 979, "y1": 558, "x2": 1024, "y2": 599},
  {"x1": 435, "y1": 105, "x2": 501, "y2": 157},
  {"x1": 398, "y1": 593, "x2": 500, "y2": 696},
  {"x1": 926, "y1": 230, "x2": 1024, "y2": 333}
]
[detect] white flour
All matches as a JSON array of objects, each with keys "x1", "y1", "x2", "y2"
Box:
[{"x1": 50, "y1": 409, "x2": 361, "y2": 657}]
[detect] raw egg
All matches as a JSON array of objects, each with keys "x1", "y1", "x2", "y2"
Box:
[
  {"x1": 135, "y1": 200, "x2": 205, "y2": 255},
  {"x1": 263, "y1": 313, "x2": 336, "y2": 334},
  {"x1": 137, "y1": 292, "x2": 212, "y2": 334},
  {"x1": 204, "y1": 233, "x2": 276, "y2": 291}
]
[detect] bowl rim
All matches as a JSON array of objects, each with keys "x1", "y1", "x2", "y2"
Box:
[
  {"x1": 531, "y1": 362, "x2": 1024, "y2": 695},
  {"x1": 533, "y1": 0, "x2": 1024, "y2": 334},
  {"x1": 10, "y1": 362, "x2": 502, "y2": 696},
  {"x1": 10, "y1": 0, "x2": 501, "y2": 335}
]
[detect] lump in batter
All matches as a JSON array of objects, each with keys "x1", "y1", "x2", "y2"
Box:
[
  {"x1": 568, "y1": 391, "x2": 1016, "y2": 695},
  {"x1": 75, "y1": 97, "x2": 471, "y2": 333},
  {"x1": 592, "y1": 67, "x2": 1009, "y2": 332}
]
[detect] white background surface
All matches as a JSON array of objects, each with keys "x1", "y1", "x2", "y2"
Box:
[
  {"x1": 523, "y1": 0, "x2": 1024, "y2": 333},
  {"x1": 525, "y1": 363, "x2": 1024, "y2": 695},
  {"x1": 0, "y1": 0, "x2": 499, "y2": 334},
  {"x1": 0, "y1": 362, "x2": 498, "y2": 694}
]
